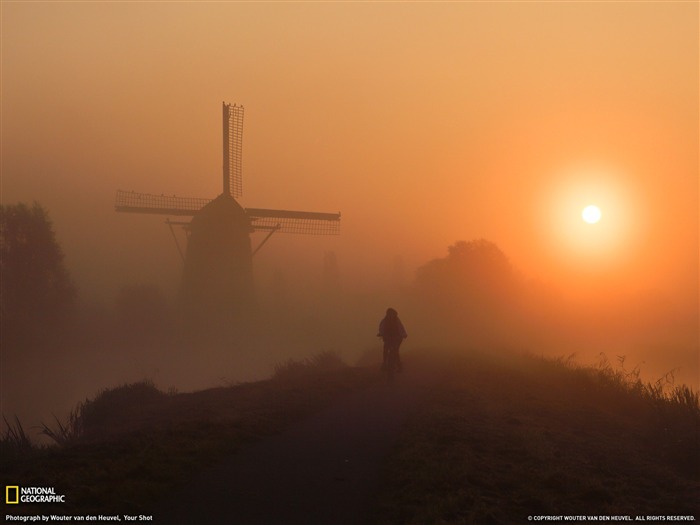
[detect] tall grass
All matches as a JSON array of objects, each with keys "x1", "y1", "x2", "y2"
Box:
[
  {"x1": 557, "y1": 352, "x2": 700, "y2": 477},
  {"x1": 1, "y1": 415, "x2": 33, "y2": 458},
  {"x1": 591, "y1": 352, "x2": 699, "y2": 412},
  {"x1": 40, "y1": 411, "x2": 82, "y2": 445},
  {"x1": 272, "y1": 350, "x2": 346, "y2": 381},
  {"x1": 2, "y1": 380, "x2": 167, "y2": 451}
]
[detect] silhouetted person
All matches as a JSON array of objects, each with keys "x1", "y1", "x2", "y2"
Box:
[{"x1": 377, "y1": 308, "x2": 407, "y2": 371}]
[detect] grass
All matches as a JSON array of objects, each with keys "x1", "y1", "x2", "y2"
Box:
[
  {"x1": 3, "y1": 348, "x2": 698, "y2": 521},
  {"x1": 1, "y1": 415, "x2": 33, "y2": 457},
  {"x1": 372, "y1": 349, "x2": 700, "y2": 524},
  {"x1": 1, "y1": 352, "x2": 375, "y2": 516},
  {"x1": 272, "y1": 349, "x2": 346, "y2": 381}
]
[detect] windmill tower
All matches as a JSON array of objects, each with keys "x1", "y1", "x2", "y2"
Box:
[{"x1": 115, "y1": 102, "x2": 340, "y2": 321}]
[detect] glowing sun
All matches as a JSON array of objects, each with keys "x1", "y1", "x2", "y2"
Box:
[{"x1": 582, "y1": 205, "x2": 602, "y2": 224}]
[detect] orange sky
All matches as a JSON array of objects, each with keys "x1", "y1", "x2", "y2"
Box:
[{"x1": 2, "y1": 2, "x2": 698, "y2": 310}]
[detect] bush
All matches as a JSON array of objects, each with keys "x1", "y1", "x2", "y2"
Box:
[{"x1": 74, "y1": 380, "x2": 165, "y2": 439}]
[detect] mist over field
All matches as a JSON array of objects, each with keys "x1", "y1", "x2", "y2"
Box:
[
  {"x1": 2, "y1": 230, "x2": 697, "y2": 437},
  {"x1": 1, "y1": 1, "x2": 698, "y2": 435}
]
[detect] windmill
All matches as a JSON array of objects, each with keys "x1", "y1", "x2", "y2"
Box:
[{"x1": 115, "y1": 102, "x2": 340, "y2": 319}]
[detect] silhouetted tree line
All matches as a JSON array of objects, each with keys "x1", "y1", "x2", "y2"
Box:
[{"x1": 1, "y1": 202, "x2": 76, "y2": 352}]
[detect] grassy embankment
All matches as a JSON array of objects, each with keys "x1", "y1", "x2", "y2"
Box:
[
  {"x1": 2, "y1": 348, "x2": 699, "y2": 522},
  {"x1": 372, "y1": 350, "x2": 700, "y2": 523},
  {"x1": 1, "y1": 351, "x2": 373, "y2": 516}
]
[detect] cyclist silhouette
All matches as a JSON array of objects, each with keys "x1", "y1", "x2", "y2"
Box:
[{"x1": 377, "y1": 308, "x2": 407, "y2": 372}]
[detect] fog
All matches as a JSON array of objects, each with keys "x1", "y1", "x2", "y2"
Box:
[{"x1": 1, "y1": 2, "x2": 698, "y2": 434}]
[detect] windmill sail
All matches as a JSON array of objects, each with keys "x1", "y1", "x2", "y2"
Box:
[
  {"x1": 247, "y1": 207, "x2": 341, "y2": 235},
  {"x1": 115, "y1": 190, "x2": 211, "y2": 216},
  {"x1": 223, "y1": 103, "x2": 244, "y2": 198}
]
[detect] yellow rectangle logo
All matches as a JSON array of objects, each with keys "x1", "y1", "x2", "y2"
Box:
[{"x1": 6, "y1": 486, "x2": 19, "y2": 504}]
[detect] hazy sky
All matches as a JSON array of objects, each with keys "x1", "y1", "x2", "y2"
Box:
[{"x1": 2, "y1": 1, "x2": 698, "y2": 307}]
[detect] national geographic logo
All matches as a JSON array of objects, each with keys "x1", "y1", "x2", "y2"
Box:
[
  {"x1": 5, "y1": 486, "x2": 66, "y2": 504},
  {"x1": 6, "y1": 486, "x2": 18, "y2": 504}
]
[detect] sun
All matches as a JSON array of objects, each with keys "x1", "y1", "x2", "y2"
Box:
[
  {"x1": 543, "y1": 167, "x2": 640, "y2": 274},
  {"x1": 582, "y1": 205, "x2": 602, "y2": 224}
]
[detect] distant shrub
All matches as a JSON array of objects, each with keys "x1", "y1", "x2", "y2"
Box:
[
  {"x1": 73, "y1": 380, "x2": 166, "y2": 439},
  {"x1": 272, "y1": 351, "x2": 346, "y2": 382}
]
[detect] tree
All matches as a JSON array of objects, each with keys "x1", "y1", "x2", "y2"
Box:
[
  {"x1": 0, "y1": 202, "x2": 76, "y2": 349},
  {"x1": 412, "y1": 239, "x2": 521, "y2": 345},
  {"x1": 415, "y1": 239, "x2": 516, "y2": 299}
]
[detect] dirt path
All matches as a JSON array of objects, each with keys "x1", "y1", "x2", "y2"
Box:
[{"x1": 154, "y1": 374, "x2": 424, "y2": 524}]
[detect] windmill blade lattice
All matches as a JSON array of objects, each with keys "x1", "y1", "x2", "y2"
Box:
[
  {"x1": 115, "y1": 190, "x2": 211, "y2": 216},
  {"x1": 223, "y1": 103, "x2": 244, "y2": 198},
  {"x1": 247, "y1": 207, "x2": 340, "y2": 235}
]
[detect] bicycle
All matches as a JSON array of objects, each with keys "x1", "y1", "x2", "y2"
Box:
[{"x1": 382, "y1": 340, "x2": 402, "y2": 383}]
